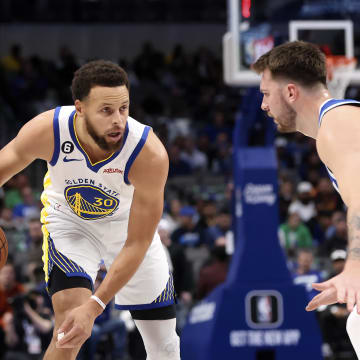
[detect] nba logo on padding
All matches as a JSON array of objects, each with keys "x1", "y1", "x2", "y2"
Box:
[{"x1": 245, "y1": 290, "x2": 283, "y2": 329}]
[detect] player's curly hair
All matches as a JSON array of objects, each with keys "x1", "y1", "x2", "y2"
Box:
[
  {"x1": 252, "y1": 41, "x2": 327, "y2": 87},
  {"x1": 71, "y1": 60, "x2": 129, "y2": 101}
]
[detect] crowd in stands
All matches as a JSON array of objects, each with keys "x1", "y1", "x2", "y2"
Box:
[{"x1": 0, "y1": 42, "x2": 359, "y2": 359}]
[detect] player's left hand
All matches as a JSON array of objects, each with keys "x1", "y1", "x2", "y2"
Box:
[
  {"x1": 306, "y1": 263, "x2": 360, "y2": 313},
  {"x1": 56, "y1": 301, "x2": 99, "y2": 348}
]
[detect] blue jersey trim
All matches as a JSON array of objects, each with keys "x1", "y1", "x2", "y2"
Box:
[
  {"x1": 318, "y1": 99, "x2": 360, "y2": 126},
  {"x1": 115, "y1": 298, "x2": 175, "y2": 311},
  {"x1": 49, "y1": 106, "x2": 61, "y2": 166},
  {"x1": 326, "y1": 166, "x2": 339, "y2": 189},
  {"x1": 318, "y1": 98, "x2": 360, "y2": 194},
  {"x1": 124, "y1": 126, "x2": 151, "y2": 185},
  {"x1": 45, "y1": 234, "x2": 94, "y2": 292},
  {"x1": 68, "y1": 110, "x2": 129, "y2": 173}
]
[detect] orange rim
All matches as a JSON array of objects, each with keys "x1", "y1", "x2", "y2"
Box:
[{"x1": 326, "y1": 55, "x2": 357, "y2": 80}]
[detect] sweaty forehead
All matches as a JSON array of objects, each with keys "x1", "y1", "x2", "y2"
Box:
[{"x1": 88, "y1": 86, "x2": 129, "y2": 104}]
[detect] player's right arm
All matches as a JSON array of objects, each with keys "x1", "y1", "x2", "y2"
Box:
[
  {"x1": 306, "y1": 105, "x2": 360, "y2": 312},
  {"x1": 0, "y1": 110, "x2": 54, "y2": 187}
]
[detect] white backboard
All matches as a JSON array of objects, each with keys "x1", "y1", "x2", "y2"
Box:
[{"x1": 223, "y1": 0, "x2": 358, "y2": 86}]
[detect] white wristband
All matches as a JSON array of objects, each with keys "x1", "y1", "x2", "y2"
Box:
[{"x1": 90, "y1": 295, "x2": 106, "y2": 310}]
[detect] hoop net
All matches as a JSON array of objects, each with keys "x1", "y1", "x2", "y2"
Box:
[{"x1": 326, "y1": 55, "x2": 357, "y2": 99}]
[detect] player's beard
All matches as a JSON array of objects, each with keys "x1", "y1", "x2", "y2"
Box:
[
  {"x1": 275, "y1": 95, "x2": 297, "y2": 133},
  {"x1": 84, "y1": 115, "x2": 123, "y2": 152}
]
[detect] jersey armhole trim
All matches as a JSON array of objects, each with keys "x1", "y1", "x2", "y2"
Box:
[
  {"x1": 319, "y1": 100, "x2": 360, "y2": 126},
  {"x1": 49, "y1": 106, "x2": 61, "y2": 166},
  {"x1": 124, "y1": 126, "x2": 151, "y2": 185}
]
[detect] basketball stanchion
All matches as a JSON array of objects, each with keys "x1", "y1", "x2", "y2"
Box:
[
  {"x1": 326, "y1": 55, "x2": 357, "y2": 99},
  {"x1": 181, "y1": 117, "x2": 323, "y2": 359}
]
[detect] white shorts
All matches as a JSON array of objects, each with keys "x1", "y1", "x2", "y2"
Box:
[{"x1": 42, "y1": 214, "x2": 173, "y2": 310}]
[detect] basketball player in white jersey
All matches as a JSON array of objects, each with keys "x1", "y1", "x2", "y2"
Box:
[
  {"x1": 0, "y1": 60, "x2": 180, "y2": 359},
  {"x1": 252, "y1": 40, "x2": 360, "y2": 356}
]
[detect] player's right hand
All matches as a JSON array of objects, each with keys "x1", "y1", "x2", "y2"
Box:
[
  {"x1": 305, "y1": 285, "x2": 337, "y2": 311},
  {"x1": 306, "y1": 262, "x2": 360, "y2": 313}
]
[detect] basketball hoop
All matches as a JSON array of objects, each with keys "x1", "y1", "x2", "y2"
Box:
[{"x1": 326, "y1": 55, "x2": 357, "y2": 99}]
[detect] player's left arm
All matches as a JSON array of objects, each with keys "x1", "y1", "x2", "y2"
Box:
[
  {"x1": 93, "y1": 128, "x2": 169, "y2": 307},
  {"x1": 307, "y1": 105, "x2": 360, "y2": 312}
]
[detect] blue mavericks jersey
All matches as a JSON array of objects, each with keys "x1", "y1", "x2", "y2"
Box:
[{"x1": 318, "y1": 99, "x2": 360, "y2": 192}]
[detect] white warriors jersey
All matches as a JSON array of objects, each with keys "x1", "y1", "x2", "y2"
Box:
[
  {"x1": 41, "y1": 105, "x2": 151, "y2": 226},
  {"x1": 318, "y1": 98, "x2": 360, "y2": 193}
]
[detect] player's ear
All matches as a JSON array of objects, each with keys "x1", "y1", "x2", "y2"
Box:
[
  {"x1": 285, "y1": 83, "x2": 298, "y2": 103},
  {"x1": 75, "y1": 99, "x2": 84, "y2": 116}
]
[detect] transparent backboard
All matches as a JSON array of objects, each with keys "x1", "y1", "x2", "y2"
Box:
[{"x1": 224, "y1": 0, "x2": 360, "y2": 86}]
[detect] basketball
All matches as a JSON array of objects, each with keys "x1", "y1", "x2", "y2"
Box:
[{"x1": 0, "y1": 227, "x2": 8, "y2": 269}]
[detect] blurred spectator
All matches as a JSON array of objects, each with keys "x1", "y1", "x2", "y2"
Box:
[
  {"x1": 171, "y1": 206, "x2": 201, "y2": 247},
  {"x1": 0, "y1": 207, "x2": 26, "y2": 258},
  {"x1": 24, "y1": 219, "x2": 43, "y2": 284},
  {"x1": 12, "y1": 186, "x2": 40, "y2": 223},
  {"x1": 168, "y1": 144, "x2": 192, "y2": 178},
  {"x1": 211, "y1": 133, "x2": 232, "y2": 176},
  {"x1": 0, "y1": 187, "x2": 4, "y2": 207},
  {"x1": 133, "y1": 42, "x2": 164, "y2": 81},
  {"x1": 315, "y1": 177, "x2": 343, "y2": 213},
  {"x1": 328, "y1": 249, "x2": 347, "y2": 278},
  {"x1": 292, "y1": 249, "x2": 323, "y2": 301},
  {"x1": 318, "y1": 250, "x2": 353, "y2": 358},
  {"x1": 312, "y1": 211, "x2": 332, "y2": 247},
  {"x1": 201, "y1": 208, "x2": 232, "y2": 248},
  {"x1": 202, "y1": 111, "x2": 232, "y2": 144},
  {"x1": 162, "y1": 198, "x2": 182, "y2": 234},
  {"x1": 319, "y1": 211, "x2": 348, "y2": 257},
  {"x1": 180, "y1": 136, "x2": 208, "y2": 172},
  {"x1": 0, "y1": 263, "x2": 25, "y2": 329},
  {"x1": 3, "y1": 176, "x2": 26, "y2": 210},
  {"x1": 196, "y1": 200, "x2": 217, "y2": 234},
  {"x1": 2, "y1": 288, "x2": 53, "y2": 360},
  {"x1": 279, "y1": 213, "x2": 313, "y2": 258},
  {"x1": 278, "y1": 180, "x2": 295, "y2": 223},
  {"x1": 172, "y1": 206, "x2": 210, "y2": 281},
  {"x1": 55, "y1": 46, "x2": 79, "y2": 104},
  {"x1": 197, "y1": 134, "x2": 216, "y2": 169},
  {"x1": 196, "y1": 245, "x2": 229, "y2": 300},
  {"x1": 1, "y1": 44, "x2": 23, "y2": 73},
  {"x1": 288, "y1": 181, "x2": 317, "y2": 224},
  {"x1": 0, "y1": 208, "x2": 18, "y2": 233},
  {"x1": 167, "y1": 44, "x2": 189, "y2": 80},
  {"x1": 275, "y1": 137, "x2": 295, "y2": 169},
  {"x1": 299, "y1": 149, "x2": 326, "y2": 183}
]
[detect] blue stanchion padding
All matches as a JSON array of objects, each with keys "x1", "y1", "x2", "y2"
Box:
[
  {"x1": 181, "y1": 146, "x2": 323, "y2": 359},
  {"x1": 227, "y1": 147, "x2": 291, "y2": 285},
  {"x1": 181, "y1": 282, "x2": 322, "y2": 360}
]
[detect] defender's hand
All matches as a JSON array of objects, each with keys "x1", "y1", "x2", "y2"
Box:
[{"x1": 306, "y1": 263, "x2": 360, "y2": 313}]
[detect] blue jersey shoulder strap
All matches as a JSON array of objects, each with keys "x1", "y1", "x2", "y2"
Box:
[
  {"x1": 318, "y1": 98, "x2": 360, "y2": 127},
  {"x1": 318, "y1": 98, "x2": 360, "y2": 194}
]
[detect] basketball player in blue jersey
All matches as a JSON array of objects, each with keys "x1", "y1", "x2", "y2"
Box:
[
  {"x1": 252, "y1": 40, "x2": 360, "y2": 356},
  {"x1": 0, "y1": 60, "x2": 180, "y2": 359}
]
